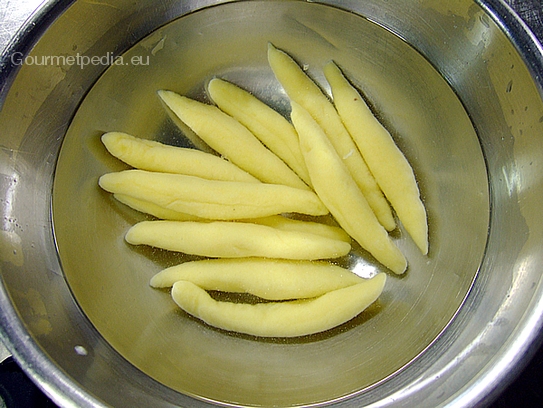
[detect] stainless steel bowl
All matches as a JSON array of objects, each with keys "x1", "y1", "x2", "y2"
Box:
[{"x1": 1, "y1": 1, "x2": 543, "y2": 407}]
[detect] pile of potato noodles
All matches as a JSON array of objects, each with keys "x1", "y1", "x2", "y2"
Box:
[{"x1": 98, "y1": 44, "x2": 428, "y2": 338}]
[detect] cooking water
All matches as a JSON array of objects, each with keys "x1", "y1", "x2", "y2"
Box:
[{"x1": 52, "y1": 2, "x2": 489, "y2": 406}]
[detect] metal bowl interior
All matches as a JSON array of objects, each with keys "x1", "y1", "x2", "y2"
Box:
[{"x1": 0, "y1": 1, "x2": 542, "y2": 407}]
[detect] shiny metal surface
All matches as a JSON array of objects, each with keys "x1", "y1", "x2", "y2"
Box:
[
  {"x1": 53, "y1": 2, "x2": 488, "y2": 406},
  {"x1": 0, "y1": 0, "x2": 44, "y2": 51},
  {"x1": 0, "y1": 1, "x2": 542, "y2": 407},
  {"x1": 503, "y1": 0, "x2": 543, "y2": 42}
]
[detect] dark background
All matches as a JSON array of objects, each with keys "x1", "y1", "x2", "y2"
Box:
[
  {"x1": 0, "y1": 0, "x2": 542, "y2": 407},
  {"x1": 489, "y1": 0, "x2": 543, "y2": 406}
]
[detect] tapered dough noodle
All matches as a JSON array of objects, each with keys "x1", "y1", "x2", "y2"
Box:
[
  {"x1": 151, "y1": 258, "x2": 363, "y2": 300},
  {"x1": 207, "y1": 78, "x2": 311, "y2": 186},
  {"x1": 267, "y1": 43, "x2": 395, "y2": 231},
  {"x1": 160, "y1": 99, "x2": 216, "y2": 154},
  {"x1": 101, "y1": 132, "x2": 259, "y2": 183},
  {"x1": 158, "y1": 90, "x2": 309, "y2": 190},
  {"x1": 246, "y1": 215, "x2": 350, "y2": 243},
  {"x1": 110, "y1": 195, "x2": 348, "y2": 242},
  {"x1": 113, "y1": 194, "x2": 203, "y2": 221},
  {"x1": 125, "y1": 220, "x2": 351, "y2": 260},
  {"x1": 171, "y1": 273, "x2": 386, "y2": 337},
  {"x1": 290, "y1": 102, "x2": 407, "y2": 274},
  {"x1": 99, "y1": 170, "x2": 328, "y2": 219},
  {"x1": 324, "y1": 61, "x2": 428, "y2": 254}
]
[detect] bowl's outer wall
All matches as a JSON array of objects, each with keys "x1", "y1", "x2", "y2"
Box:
[{"x1": 0, "y1": 0, "x2": 542, "y2": 407}]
